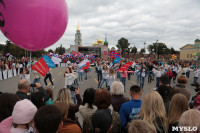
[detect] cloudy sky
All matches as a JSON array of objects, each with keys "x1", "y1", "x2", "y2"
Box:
[{"x1": 0, "y1": 0, "x2": 200, "y2": 51}]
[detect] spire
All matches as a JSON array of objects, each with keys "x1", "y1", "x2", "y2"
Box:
[
  {"x1": 105, "y1": 33, "x2": 107, "y2": 42},
  {"x1": 77, "y1": 21, "x2": 79, "y2": 31},
  {"x1": 104, "y1": 33, "x2": 108, "y2": 46}
]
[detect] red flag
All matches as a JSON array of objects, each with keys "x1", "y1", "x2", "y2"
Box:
[
  {"x1": 117, "y1": 62, "x2": 133, "y2": 72},
  {"x1": 81, "y1": 62, "x2": 90, "y2": 70},
  {"x1": 31, "y1": 58, "x2": 49, "y2": 77}
]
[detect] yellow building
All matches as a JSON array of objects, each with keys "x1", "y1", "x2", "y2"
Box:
[{"x1": 180, "y1": 39, "x2": 200, "y2": 60}]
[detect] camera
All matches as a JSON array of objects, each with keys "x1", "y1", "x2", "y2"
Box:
[
  {"x1": 30, "y1": 84, "x2": 36, "y2": 87},
  {"x1": 70, "y1": 85, "x2": 78, "y2": 91}
]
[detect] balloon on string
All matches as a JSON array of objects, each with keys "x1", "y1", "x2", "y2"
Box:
[{"x1": 0, "y1": 0, "x2": 68, "y2": 51}]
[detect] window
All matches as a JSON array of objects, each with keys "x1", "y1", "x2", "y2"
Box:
[
  {"x1": 187, "y1": 54, "x2": 189, "y2": 58},
  {"x1": 190, "y1": 54, "x2": 192, "y2": 58}
]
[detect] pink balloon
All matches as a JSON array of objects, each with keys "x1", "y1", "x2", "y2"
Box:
[{"x1": 0, "y1": 0, "x2": 68, "y2": 51}]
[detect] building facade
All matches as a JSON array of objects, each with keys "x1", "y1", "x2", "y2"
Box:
[{"x1": 180, "y1": 39, "x2": 200, "y2": 60}]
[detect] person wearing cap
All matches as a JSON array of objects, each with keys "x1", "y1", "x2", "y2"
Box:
[
  {"x1": 16, "y1": 79, "x2": 48, "y2": 101},
  {"x1": 0, "y1": 99, "x2": 37, "y2": 133},
  {"x1": 92, "y1": 109, "x2": 113, "y2": 133}
]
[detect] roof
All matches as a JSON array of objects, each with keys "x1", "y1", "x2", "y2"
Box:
[{"x1": 195, "y1": 39, "x2": 200, "y2": 42}]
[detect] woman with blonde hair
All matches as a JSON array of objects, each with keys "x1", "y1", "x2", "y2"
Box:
[
  {"x1": 138, "y1": 91, "x2": 168, "y2": 133},
  {"x1": 99, "y1": 64, "x2": 109, "y2": 89},
  {"x1": 168, "y1": 93, "x2": 189, "y2": 133},
  {"x1": 55, "y1": 88, "x2": 82, "y2": 126}
]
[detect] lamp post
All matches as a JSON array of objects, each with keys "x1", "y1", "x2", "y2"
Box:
[{"x1": 156, "y1": 38, "x2": 159, "y2": 60}]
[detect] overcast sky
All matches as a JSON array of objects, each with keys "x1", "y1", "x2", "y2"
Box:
[{"x1": 0, "y1": 0, "x2": 200, "y2": 51}]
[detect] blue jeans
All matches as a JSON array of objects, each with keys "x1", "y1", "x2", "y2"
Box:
[
  {"x1": 85, "y1": 72, "x2": 87, "y2": 80},
  {"x1": 194, "y1": 77, "x2": 198, "y2": 83},
  {"x1": 140, "y1": 77, "x2": 145, "y2": 89},
  {"x1": 117, "y1": 72, "x2": 121, "y2": 80},
  {"x1": 78, "y1": 72, "x2": 83, "y2": 82},
  {"x1": 137, "y1": 75, "x2": 140, "y2": 84},
  {"x1": 97, "y1": 70, "x2": 102, "y2": 82},
  {"x1": 156, "y1": 77, "x2": 160, "y2": 88},
  {"x1": 186, "y1": 71, "x2": 190, "y2": 78},
  {"x1": 67, "y1": 85, "x2": 76, "y2": 104},
  {"x1": 121, "y1": 77, "x2": 126, "y2": 91},
  {"x1": 99, "y1": 79, "x2": 107, "y2": 89}
]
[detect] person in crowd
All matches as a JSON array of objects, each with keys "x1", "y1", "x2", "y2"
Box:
[
  {"x1": 83, "y1": 88, "x2": 121, "y2": 133},
  {"x1": 45, "y1": 88, "x2": 54, "y2": 105},
  {"x1": 127, "y1": 66, "x2": 133, "y2": 80},
  {"x1": 119, "y1": 85, "x2": 142, "y2": 132},
  {"x1": 172, "y1": 63, "x2": 180, "y2": 84},
  {"x1": 34, "y1": 105, "x2": 63, "y2": 133},
  {"x1": 120, "y1": 69, "x2": 128, "y2": 90},
  {"x1": 84, "y1": 67, "x2": 88, "y2": 80},
  {"x1": 79, "y1": 88, "x2": 97, "y2": 120},
  {"x1": 138, "y1": 91, "x2": 168, "y2": 133},
  {"x1": 193, "y1": 66, "x2": 199, "y2": 83},
  {"x1": 147, "y1": 62, "x2": 154, "y2": 83},
  {"x1": 111, "y1": 81, "x2": 130, "y2": 112},
  {"x1": 128, "y1": 120, "x2": 156, "y2": 133},
  {"x1": 107, "y1": 68, "x2": 116, "y2": 91},
  {"x1": 16, "y1": 79, "x2": 48, "y2": 101},
  {"x1": 55, "y1": 101, "x2": 82, "y2": 133},
  {"x1": 19, "y1": 67, "x2": 30, "y2": 82},
  {"x1": 186, "y1": 63, "x2": 191, "y2": 78},
  {"x1": 157, "y1": 85, "x2": 171, "y2": 115},
  {"x1": 0, "y1": 93, "x2": 20, "y2": 122},
  {"x1": 135, "y1": 66, "x2": 140, "y2": 85},
  {"x1": 96, "y1": 60, "x2": 102, "y2": 85},
  {"x1": 64, "y1": 67, "x2": 76, "y2": 103},
  {"x1": 78, "y1": 60, "x2": 84, "y2": 84},
  {"x1": 55, "y1": 88, "x2": 82, "y2": 126},
  {"x1": 154, "y1": 67, "x2": 162, "y2": 88},
  {"x1": 99, "y1": 64, "x2": 109, "y2": 89},
  {"x1": 32, "y1": 70, "x2": 41, "y2": 89},
  {"x1": 0, "y1": 99, "x2": 37, "y2": 133},
  {"x1": 166, "y1": 67, "x2": 174, "y2": 85},
  {"x1": 72, "y1": 65, "x2": 79, "y2": 85},
  {"x1": 172, "y1": 75, "x2": 191, "y2": 101},
  {"x1": 179, "y1": 109, "x2": 200, "y2": 133},
  {"x1": 15, "y1": 61, "x2": 19, "y2": 75},
  {"x1": 137, "y1": 64, "x2": 149, "y2": 90},
  {"x1": 44, "y1": 69, "x2": 54, "y2": 88},
  {"x1": 194, "y1": 94, "x2": 200, "y2": 109},
  {"x1": 168, "y1": 93, "x2": 189, "y2": 133},
  {"x1": 92, "y1": 109, "x2": 113, "y2": 133}
]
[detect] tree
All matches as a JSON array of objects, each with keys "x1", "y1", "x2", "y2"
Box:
[
  {"x1": 147, "y1": 43, "x2": 170, "y2": 58},
  {"x1": 140, "y1": 48, "x2": 145, "y2": 54},
  {"x1": 48, "y1": 49, "x2": 54, "y2": 53},
  {"x1": 131, "y1": 46, "x2": 137, "y2": 54},
  {"x1": 116, "y1": 37, "x2": 130, "y2": 54},
  {"x1": 55, "y1": 44, "x2": 65, "y2": 55}
]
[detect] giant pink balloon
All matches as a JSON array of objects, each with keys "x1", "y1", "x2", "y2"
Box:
[{"x1": 0, "y1": 0, "x2": 68, "y2": 51}]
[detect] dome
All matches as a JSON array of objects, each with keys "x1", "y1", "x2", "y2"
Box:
[
  {"x1": 97, "y1": 38, "x2": 103, "y2": 43},
  {"x1": 104, "y1": 41, "x2": 108, "y2": 45},
  {"x1": 195, "y1": 39, "x2": 200, "y2": 42},
  {"x1": 93, "y1": 43, "x2": 96, "y2": 46}
]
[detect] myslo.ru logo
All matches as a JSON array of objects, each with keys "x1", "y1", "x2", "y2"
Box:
[{"x1": 172, "y1": 126, "x2": 198, "y2": 132}]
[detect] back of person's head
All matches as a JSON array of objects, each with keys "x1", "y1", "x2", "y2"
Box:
[
  {"x1": 157, "y1": 85, "x2": 170, "y2": 100},
  {"x1": 12, "y1": 99, "x2": 37, "y2": 125},
  {"x1": 55, "y1": 88, "x2": 73, "y2": 105},
  {"x1": 18, "y1": 79, "x2": 29, "y2": 91},
  {"x1": 30, "y1": 92, "x2": 46, "y2": 109},
  {"x1": 179, "y1": 109, "x2": 200, "y2": 133},
  {"x1": 177, "y1": 75, "x2": 188, "y2": 84},
  {"x1": 160, "y1": 75, "x2": 170, "y2": 85},
  {"x1": 194, "y1": 95, "x2": 200, "y2": 108},
  {"x1": 92, "y1": 109, "x2": 112, "y2": 133},
  {"x1": 130, "y1": 85, "x2": 141, "y2": 94},
  {"x1": 83, "y1": 88, "x2": 96, "y2": 109},
  {"x1": 34, "y1": 105, "x2": 62, "y2": 133},
  {"x1": 128, "y1": 120, "x2": 156, "y2": 133},
  {"x1": 138, "y1": 91, "x2": 168, "y2": 133},
  {"x1": 0, "y1": 93, "x2": 20, "y2": 122},
  {"x1": 54, "y1": 101, "x2": 69, "y2": 119},
  {"x1": 46, "y1": 88, "x2": 54, "y2": 100},
  {"x1": 168, "y1": 93, "x2": 188, "y2": 125},
  {"x1": 110, "y1": 81, "x2": 124, "y2": 95},
  {"x1": 94, "y1": 88, "x2": 111, "y2": 109}
]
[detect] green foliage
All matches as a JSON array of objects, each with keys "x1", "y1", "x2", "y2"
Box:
[
  {"x1": 140, "y1": 48, "x2": 145, "y2": 54},
  {"x1": 131, "y1": 46, "x2": 137, "y2": 54},
  {"x1": 147, "y1": 43, "x2": 170, "y2": 58},
  {"x1": 116, "y1": 37, "x2": 130, "y2": 54},
  {"x1": 48, "y1": 49, "x2": 54, "y2": 53},
  {"x1": 55, "y1": 44, "x2": 65, "y2": 55}
]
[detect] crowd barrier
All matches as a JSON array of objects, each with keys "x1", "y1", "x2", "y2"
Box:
[{"x1": 0, "y1": 63, "x2": 71, "y2": 80}]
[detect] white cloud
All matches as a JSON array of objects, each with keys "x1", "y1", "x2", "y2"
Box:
[{"x1": 0, "y1": 0, "x2": 200, "y2": 51}]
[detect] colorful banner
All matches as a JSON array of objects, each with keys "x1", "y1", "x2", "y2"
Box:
[
  {"x1": 117, "y1": 62, "x2": 133, "y2": 72},
  {"x1": 51, "y1": 57, "x2": 62, "y2": 64},
  {"x1": 43, "y1": 55, "x2": 55, "y2": 68},
  {"x1": 31, "y1": 58, "x2": 49, "y2": 77}
]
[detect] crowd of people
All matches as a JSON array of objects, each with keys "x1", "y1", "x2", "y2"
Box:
[{"x1": 0, "y1": 57, "x2": 200, "y2": 133}]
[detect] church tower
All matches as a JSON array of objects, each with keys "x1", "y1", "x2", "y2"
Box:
[{"x1": 75, "y1": 22, "x2": 82, "y2": 46}]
